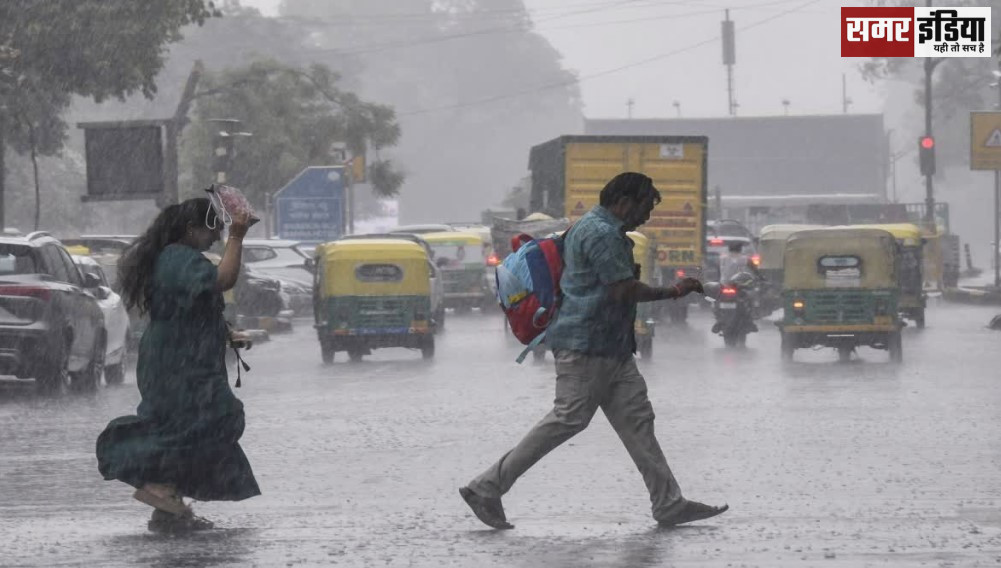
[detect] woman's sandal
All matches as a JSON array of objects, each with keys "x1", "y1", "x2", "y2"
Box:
[
  {"x1": 133, "y1": 486, "x2": 189, "y2": 516},
  {"x1": 148, "y1": 509, "x2": 215, "y2": 533}
]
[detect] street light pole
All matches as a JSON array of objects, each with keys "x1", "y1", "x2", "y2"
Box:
[{"x1": 995, "y1": 67, "x2": 1001, "y2": 287}]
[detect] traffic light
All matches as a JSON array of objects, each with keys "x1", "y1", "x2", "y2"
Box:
[{"x1": 919, "y1": 135, "x2": 935, "y2": 176}]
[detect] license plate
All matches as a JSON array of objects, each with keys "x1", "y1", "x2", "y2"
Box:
[{"x1": 718, "y1": 302, "x2": 736, "y2": 310}]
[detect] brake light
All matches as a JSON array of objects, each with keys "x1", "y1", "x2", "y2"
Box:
[
  {"x1": 721, "y1": 286, "x2": 737, "y2": 297},
  {"x1": 709, "y1": 238, "x2": 724, "y2": 246},
  {"x1": 675, "y1": 269, "x2": 686, "y2": 278},
  {"x1": 0, "y1": 286, "x2": 51, "y2": 301},
  {"x1": 751, "y1": 254, "x2": 761, "y2": 267},
  {"x1": 486, "y1": 253, "x2": 500, "y2": 267}
]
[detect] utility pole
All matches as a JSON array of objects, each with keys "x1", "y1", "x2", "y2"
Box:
[
  {"x1": 995, "y1": 67, "x2": 1001, "y2": 287},
  {"x1": 627, "y1": 98, "x2": 635, "y2": 119},
  {"x1": 722, "y1": 9, "x2": 737, "y2": 116},
  {"x1": 672, "y1": 100, "x2": 681, "y2": 117},
  {"x1": 842, "y1": 73, "x2": 852, "y2": 114}
]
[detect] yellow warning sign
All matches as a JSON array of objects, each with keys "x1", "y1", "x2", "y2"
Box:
[{"x1": 970, "y1": 112, "x2": 1001, "y2": 170}]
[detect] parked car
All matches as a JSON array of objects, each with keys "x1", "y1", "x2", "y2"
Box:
[
  {"x1": 71, "y1": 255, "x2": 130, "y2": 384},
  {"x1": 0, "y1": 232, "x2": 106, "y2": 390},
  {"x1": 236, "y1": 263, "x2": 285, "y2": 317},
  {"x1": 60, "y1": 235, "x2": 135, "y2": 290},
  {"x1": 242, "y1": 238, "x2": 313, "y2": 288}
]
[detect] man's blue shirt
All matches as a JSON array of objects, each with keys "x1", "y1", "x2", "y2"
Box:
[{"x1": 547, "y1": 205, "x2": 637, "y2": 359}]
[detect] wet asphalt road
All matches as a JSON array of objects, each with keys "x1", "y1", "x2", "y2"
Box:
[{"x1": 2, "y1": 300, "x2": 1001, "y2": 567}]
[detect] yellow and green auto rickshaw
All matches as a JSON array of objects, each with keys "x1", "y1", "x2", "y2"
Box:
[
  {"x1": 777, "y1": 228, "x2": 903, "y2": 363},
  {"x1": 628, "y1": 231, "x2": 657, "y2": 359},
  {"x1": 756, "y1": 224, "x2": 824, "y2": 316},
  {"x1": 421, "y1": 231, "x2": 491, "y2": 312},
  {"x1": 841, "y1": 223, "x2": 926, "y2": 328},
  {"x1": 312, "y1": 239, "x2": 435, "y2": 362}
]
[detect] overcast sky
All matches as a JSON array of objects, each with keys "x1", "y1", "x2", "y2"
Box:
[{"x1": 238, "y1": 0, "x2": 886, "y2": 120}]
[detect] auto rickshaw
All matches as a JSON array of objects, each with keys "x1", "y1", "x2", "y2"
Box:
[
  {"x1": 777, "y1": 228, "x2": 903, "y2": 363},
  {"x1": 841, "y1": 223, "x2": 926, "y2": 328},
  {"x1": 312, "y1": 239, "x2": 434, "y2": 363},
  {"x1": 756, "y1": 224, "x2": 824, "y2": 315},
  {"x1": 628, "y1": 231, "x2": 657, "y2": 359},
  {"x1": 421, "y1": 231, "x2": 491, "y2": 312}
]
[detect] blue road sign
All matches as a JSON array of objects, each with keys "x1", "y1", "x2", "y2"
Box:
[{"x1": 274, "y1": 166, "x2": 346, "y2": 243}]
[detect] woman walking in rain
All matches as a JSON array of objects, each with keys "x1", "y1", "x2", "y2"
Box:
[{"x1": 96, "y1": 197, "x2": 260, "y2": 532}]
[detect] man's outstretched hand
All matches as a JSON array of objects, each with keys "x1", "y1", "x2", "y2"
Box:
[{"x1": 676, "y1": 277, "x2": 704, "y2": 296}]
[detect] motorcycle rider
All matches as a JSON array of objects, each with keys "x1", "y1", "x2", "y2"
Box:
[{"x1": 712, "y1": 241, "x2": 761, "y2": 335}]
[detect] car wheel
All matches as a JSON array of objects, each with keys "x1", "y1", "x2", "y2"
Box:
[
  {"x1": 105, "y1": 362, "x2": 125, "y2": 385},
  {"x1": 72, "y1": 333, "x2": 105, "y2": 390},
  {"x1": 36, "y1": 340, "x2": 70, "y2": 393}
]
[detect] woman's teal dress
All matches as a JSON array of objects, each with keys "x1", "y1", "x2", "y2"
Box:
[{"x1": 96, "y1": 244, "x2": 260, "y2": 501}]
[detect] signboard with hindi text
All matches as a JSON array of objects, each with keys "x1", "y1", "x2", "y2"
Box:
[{"x1": 970, "y1": 112, "x2": 1001, "y2": 171}]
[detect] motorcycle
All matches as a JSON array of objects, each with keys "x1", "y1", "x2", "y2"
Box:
[{"x1": 707, "y1": 271, "x2": 762, "y2": 348}]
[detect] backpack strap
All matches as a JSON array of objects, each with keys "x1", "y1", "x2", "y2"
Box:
[
  {"x1": 516, "y1": 329, "x2": 547, "y2": 364},
  {"x1": 511, "y1": 233, "x2": 533, "y2": 253}
]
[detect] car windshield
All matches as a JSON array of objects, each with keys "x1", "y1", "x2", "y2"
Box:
[
  {"x1": 246, "y1": 245, "x2": 308, "y2": 265},
  {"x1": 0, "y1": 245, "x2": 39, "y2": 275}
]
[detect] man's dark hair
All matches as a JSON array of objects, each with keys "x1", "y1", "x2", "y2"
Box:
[{"x1": 599, "y1": 172, "x2": 662, "y2": 207}]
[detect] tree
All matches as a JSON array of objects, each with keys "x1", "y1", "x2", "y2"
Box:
[
  {"x1": 182, "y1": 59, "x2": 403, "y2": 209},
  {"x1": 280, "y1": 0, "x2": 583, "y2": 222},
  {"x1": 0, "y1": 0, "x2": 220, "y2": 228}
]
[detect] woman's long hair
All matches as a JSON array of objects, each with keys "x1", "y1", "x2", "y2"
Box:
[{"x1": 119, "y1": 198, "x2": 217, "y2": 315}]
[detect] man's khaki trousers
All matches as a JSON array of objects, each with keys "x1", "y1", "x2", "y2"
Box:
[{"x1": 468, "y1": 349, "x2": 685, "y2": 522}]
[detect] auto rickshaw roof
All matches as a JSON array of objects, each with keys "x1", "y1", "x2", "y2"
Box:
[
  {"x1": 783, "y1": 228, "x2": 897, "y2": 288},
  {"x1": 758, "y1": 224, "x2": 825, "y2": 241},
  {"x1": 419, "y1": 231, "x2": 484, "y2": 245},
  {"x1": 318, "y1": 239, "x2": 429, "y2": 261},
  {"x1": 835, "y1": 223, "x2": 923, "y2": 242}
]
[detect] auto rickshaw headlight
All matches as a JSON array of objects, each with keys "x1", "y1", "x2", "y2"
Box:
[{"x1": 792, "y1": 299, "x2": 805, "y2": 312}]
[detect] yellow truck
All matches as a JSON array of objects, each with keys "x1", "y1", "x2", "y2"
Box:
[{"x1": 528, "y1": 135, "x2": 709, "y2": 322}]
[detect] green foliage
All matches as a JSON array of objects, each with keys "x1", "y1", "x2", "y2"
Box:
[{"x1": 182, "y1": 59, "x2": 403, "y2": 205}]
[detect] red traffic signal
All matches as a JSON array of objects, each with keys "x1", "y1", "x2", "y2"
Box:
[
  {"x1": 920, "y1": 136, "x2": 935, "y2": 149},
  {"x1": 919, "y1": 136, "x2": 935, "y2": 176}
]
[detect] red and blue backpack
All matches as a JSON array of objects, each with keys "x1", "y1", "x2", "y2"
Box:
[{"x1": 495, "y1": 230, "x2": 570, "y2": 363}]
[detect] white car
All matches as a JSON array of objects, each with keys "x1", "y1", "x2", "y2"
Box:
[
  {"x1": 242, "y1": 238, "x2": 313, "y2": 288},
  {"x1": 72, "y1": 255, "x2": 130, "y2": 384}
]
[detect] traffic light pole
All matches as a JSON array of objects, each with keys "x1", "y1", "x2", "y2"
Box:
[{"x1": 923, "y1": 56, "x2": 940, "y2": 228}]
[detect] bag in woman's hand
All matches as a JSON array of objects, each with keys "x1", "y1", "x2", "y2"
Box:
[{"x1": 206, "y1": 184, "x2": 260, "y2": 227}]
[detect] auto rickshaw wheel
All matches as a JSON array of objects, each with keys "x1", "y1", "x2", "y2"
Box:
[
  {"x1": 320, "y1": 338, "x2": 334, "y2": 365},
  {"x1": 837, "y1": 346, "x2": 853, "y2": 363},
  {"x1": 914, "y1": 309, "x2": 926, "y2": 329},
  {"x1": 348, "y1": 349, "x2": 365, "y2": 363},
  {"x1": 639, "y1": 339, "x2": 652, "y2": 360},
  {"x1": 888, "y1": 331, "x2": 903, "y2": 363},
  {"x1": 780, "y1": 332, "x2": 794, "y2": 361},
  {"x1": 421, "y1": 336, "x2": 435, "y2": 360},
  {"x1": 434, "y1": 309, "x2": 446, "y2": 334}
]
